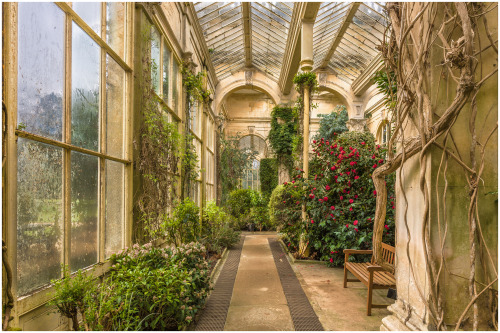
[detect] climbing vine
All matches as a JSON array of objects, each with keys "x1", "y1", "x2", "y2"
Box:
[
  {"x1": 181, "y1": 64, "x2": 207, "y2": 199},
  {"x1": 134, "y1": 25, "x2": 182, "y2": 243},
  {"x1": 292, "y1": 72, "x2": 318, "y2": 164},
  {"x1": 268, "y1": 105, "x2": 296, "y2": 177},
  {"x1": 373, "y1": 3, "x2": 498, "y2": 330}
]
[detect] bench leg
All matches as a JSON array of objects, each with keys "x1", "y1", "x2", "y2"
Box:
[
  {"x1": 367, "y1": 272, "x2": 373, "y2": 316},
  {"x1": 343, "y1": 254, "x2": 349, "y2": 288}
]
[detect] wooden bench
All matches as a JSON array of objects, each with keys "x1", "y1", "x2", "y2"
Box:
[{"x1": 343, "y1": 243, "x2": 396, "y2": 316}]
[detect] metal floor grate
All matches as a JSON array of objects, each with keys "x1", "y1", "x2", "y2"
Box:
[
  {"x1": 268, "y1": 238, "x2": 324, "y2": 331},
  {"x1": 195, "y1": 235, "x2": 245, "y2": 331}
]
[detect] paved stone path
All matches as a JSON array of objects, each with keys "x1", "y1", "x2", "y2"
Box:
[{"x1": 196, "y1": 234, "x2": 323, "y2": 331}]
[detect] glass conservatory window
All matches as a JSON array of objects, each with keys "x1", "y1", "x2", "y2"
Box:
[
  {"x1": 15, "y1": 2, "x2": 130, "y2": 296},
  {"x1": 242, "y1": 159, "x2": 261, "y2": 191}
]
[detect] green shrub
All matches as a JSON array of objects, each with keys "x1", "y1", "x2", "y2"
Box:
[
  {"x1": 226, "y1": 189, "x2": 253, "y2": 219},
  {"x1": 260, "y1": 158, "x2": 279, "y2": 202},
  {"x1": 84, "y1": 242, "x2": 210, "y2": 330},
  {"x1": 48, "y1": 266, "x2": 95, "y2": 331},
  {"x1": 249, "y1": 206, "x2": 271, "y2": 231},
  {"x1": 201, "y1": 201, "x2": 240, "y2": 254},
  {"x1": 313, "y1": 105, "x2": 349, "y2": 142},
  {"x1": 162, "y1": 198, "x2": 200, "y2": 246}
]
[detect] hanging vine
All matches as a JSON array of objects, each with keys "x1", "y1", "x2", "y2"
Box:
[
  {"x1": 372, "y1": 3, "x2": 497, "y2": 330},
  {"x1": 268, "y1": 105, "x2": 296, "y2": 178}
]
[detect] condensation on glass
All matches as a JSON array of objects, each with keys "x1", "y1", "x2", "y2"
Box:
[
  {"x1": 73, "y1": 2, "x2": 102, "y2": 36},
  {"x1": 71, "y1": 22, "x2": 100, "y2": 151},
  {"x1": 151, "y1": 26, "x2": 161, "y2": 94},
  {"x1": 16, "y1": 138, "x2": 63, "y2": 296},
  {"x1": 106, "y1": 2, "x2": 126, "y2": 59},
  {"x1": 163, "y1": 42, "x2": 171, "y2": 104},
  {"x1": 70, "y1": 151, "x2": 99, "y2": 272},
  {"x1": 17, "y1": 2, "x2": 64, "y2": 141},
  {"x1": 105, "y1": 160, "x2": 124, "y2": 258},
  {"x1": 106, "y1": 54, "x2": 125, "y2": 158}
]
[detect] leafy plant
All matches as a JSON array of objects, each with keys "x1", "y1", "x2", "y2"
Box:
[
  {"x1": 48, "y1": 266, "x2": 95, "y2": 331},
  {"x1": 201, "y1": 201, "x2": 240, "y2": 254},
  {"x1": 314, "y1": 105, "x2": 349, "y2": 142},
  {"x1": 162, "y1": 198, "x2": 200, "y2": 247},
  {"x1": 259, "y1": 158, "x2": 279, "y2": 203},
  {"x1": 83, "y1": 243, "x2": 210, "y2": 330}
]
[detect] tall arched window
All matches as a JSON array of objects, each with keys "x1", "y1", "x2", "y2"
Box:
[
  {"x1": 377, "y1": 120, "x2": 391, "y2": 145},
  {"x1": 238, "y1": 135, "x2": 267, "y2": 190}
]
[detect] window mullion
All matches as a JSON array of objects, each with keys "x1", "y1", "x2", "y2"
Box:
[
  {"x1": 99, "y1": 11, "x2": 106, "y2": 263},
  {"x1": 63, "y1": 11, "x2": 73, "y2": 276}
]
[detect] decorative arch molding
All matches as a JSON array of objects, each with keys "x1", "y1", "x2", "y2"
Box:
[
  {"x1": 316, "y1": 79, "x2": 355, "y2": 117},
  {"x1": 215, "y1": 70, "x2": 282, "y2": 112},
  {"x1": 375, "y1": 118, "x2": 391, "y2": 144}
]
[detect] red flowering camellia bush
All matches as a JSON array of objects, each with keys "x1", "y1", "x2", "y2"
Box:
[{"x1": 280, "y1": 131, "x2": 396, "y2": 266}]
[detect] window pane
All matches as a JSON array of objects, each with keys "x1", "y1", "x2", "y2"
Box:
[
  {"x1": 106, "y1": 2, "x2": 125, "y2": 59},
  {"x1": 162, "y1": 43, "x2": 171, "y2": 103},
  {"x1": 106, "y1": 54, "x2": 125, "y2": 158},
  {"x1": 105, "y1": 160, "x2": 124, "y2": 258},
  {"x1": 172, "y1": 59, "x2": 179, "y2": 112},
  {"x1": 71, "y1": 152, "x2": 98, "y2": 272},
  {"x1": 17, "y1": 138, "x2": 62, "y2": 296},
  {"x1": 72, "y1": 23, "x2": 100, "y2": 151},
  {"x1": 18, "y1": 2, "x2": 64, "y2": 141},
  {"x1": 151, "y1": 27, "x2": 161, "y2": 94},
  {"x1": 73, "y1": 2, "x2": 102, "y2": 36}
]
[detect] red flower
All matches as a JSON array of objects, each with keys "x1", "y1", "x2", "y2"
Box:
[
  {"x1": 392, "y1": 206, "x2": 395, "y2": 209},
  {"x1": 330, "y1": 206, "x2": 335, "y2": 210},
  {"x1": 323, "y1": 196, "x2": 328, "y2": 201},
  {"x1": 349, "y1": 199, "x2": 354, "y2": 204},
  {"x1": 379, "y1": 159, "x2": 384, "y2": 164},
  {"x1": 354, "y1": 228, "x2": 359, "y2": 232},
  {"x1": 345, "y1": 224, "x2": 349, "y2": 228},
  {"x1": 309, "y1": 194, "x2": 315, "y2": 199},
  {"x1": 354, "y1": 175, "x2": 359, "y2": 180},
  {"x1": 361, "y1": 142, "x2": 365, "y2": 145},
  {"x1": 311, "y1": 219, "x2": 314, "y2": 224},
  {"x1": 349, "y1": 207, "x2": 353, "y2": 211},
  {"x1": 354, "y1": 195, "x2": 358, "y2": 198},
  {"x1": 325, "y1": 185, "x2": 331, "y2": 191},
  {"x1": 283, "y1": 201, "x2": 286, "y2": 204},
  {"x1": 331, "y1": 166, "x2": 336, "y2": 171},
  {"x1": 340, "y1": 195, "x2": 343, "y2": 200},
  {"x1": 373, "y1": 190, "x2": 377, "y2": 195},
  {"x1": 292, "y1": 180, "x2": 295, "y2": 184},
  {"x1": 330, "y1": 258, "x2": 333, "y2": 263},
  {"x1": 372, "y1": 155, "x2": 376, "y2": 159},
  {"x1": 296, "y1": 201, "x2": 299, "y2": 205},
  {"x1": 373, "y1": 164, "x2": 377, "y2": 168},
  {"x1": 384, "y1": 224, "x2": 389, "y2": 230},
  {"x1": 333, "y1": 144, "x2": 337, "y2": 148},
  {"x1": 284, "y1": 182, "x2": 288, "y2": 185},
  {"x1": 313, "y1": 140, "x2": 317, "y2": 144},
  {"x1": 319, "y1": 199, "x2": 323, "y2": 203},
  {"x1": 353, "y1": 220, "x2": 358, "y2": 226}
]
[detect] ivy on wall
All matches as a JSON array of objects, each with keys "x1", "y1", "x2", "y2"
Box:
[
  {"x1": 268, "y1": 105, "x2": 296, "y2": 177},
  {"x1": 259, "y1": 158, "x2": 278, "y2": 201}
]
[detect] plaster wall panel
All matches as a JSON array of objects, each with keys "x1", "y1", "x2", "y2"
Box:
[{"x1": 161, "y1": 3, "x2": 182, "y2": 42}]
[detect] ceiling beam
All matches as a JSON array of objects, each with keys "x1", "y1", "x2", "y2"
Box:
[
  {"x1": 278, "y1": 2, "x2": 321, "y2": 94},
  {"x1": 318, "y1": 2, "x2": 360, "y2": 69},
  {"x1": 242, "y1": 2, "x2": 252, "y2": 67}
]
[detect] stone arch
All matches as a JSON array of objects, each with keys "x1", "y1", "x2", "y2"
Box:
[
  {"x1": 215, "y1": 70, "x2": 282, "y2": 113},
  {"x1": 316, "y1": 83, "x2": 355, "y2": 117}
]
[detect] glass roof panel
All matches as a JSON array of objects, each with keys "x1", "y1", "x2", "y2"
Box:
[
  {"x1": 195, "y1": 2, "x2": 245, "y2": 78},
  {"x1": 316, "y1": 2, "x2": 388, "y2": 83},
  {"x1": 250, "y1": 2, "x2": 292, "y2": 81}
]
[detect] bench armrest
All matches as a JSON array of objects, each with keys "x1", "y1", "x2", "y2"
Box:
[
  {"x1": 367, "y1": 265, "x2": 385, "y2": 272},
  {"x1": 343, "y1": 249, "x2": 373, "y2": 255}
]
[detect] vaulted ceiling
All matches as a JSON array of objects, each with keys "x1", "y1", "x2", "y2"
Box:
[{"x1": 194, "y1": 2, "x2": 388, "y2": 86}]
